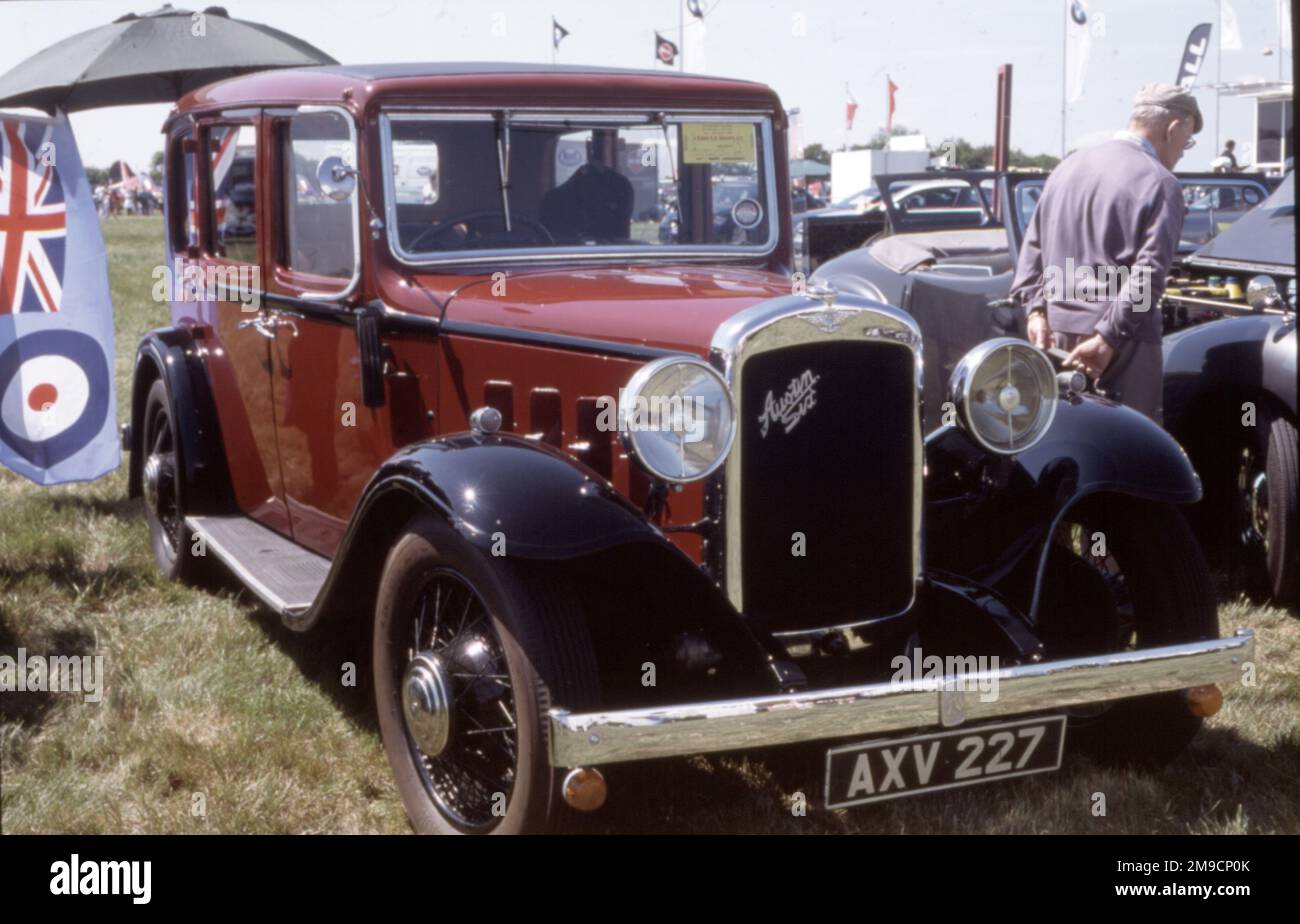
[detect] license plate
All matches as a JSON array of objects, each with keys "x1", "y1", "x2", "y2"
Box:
[{"x1": 824, "y1": 716, "x2": 1067, "y2": 808}]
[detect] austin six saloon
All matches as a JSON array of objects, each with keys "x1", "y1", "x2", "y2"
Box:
[{"x1": 128, "y1": 63, "x2": 1254, "y2": 833}]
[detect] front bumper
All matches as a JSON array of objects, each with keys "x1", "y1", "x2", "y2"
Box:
[{"x1": 548, "y1": 629, "x2": 1254, "y2": 767}]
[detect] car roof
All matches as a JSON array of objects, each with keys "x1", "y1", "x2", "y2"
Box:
[{"x1": 170, "y1": 61, "x2": 780, "y2": 122}]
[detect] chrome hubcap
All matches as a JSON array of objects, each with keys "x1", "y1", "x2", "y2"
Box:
[
  {"x1": 1238, "y1": 447, "x2": 1268, "y2": 545},
  {"x1": 142, "y1": 453, "x2": 163, "y2": 512},
  {"x1": 402, "y1": 651, "x2": 452, "y2": 757},
  {"x1": 1249, "y1": 471, "x2": 1269, "y2": 545},
  {"x1": 143, "y1": 454, "x2": 166, "y2": 517}
]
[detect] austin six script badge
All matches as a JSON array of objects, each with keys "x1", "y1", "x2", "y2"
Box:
[{"x1": 757, "y1": 370, "x2": 820, "y2": 437}]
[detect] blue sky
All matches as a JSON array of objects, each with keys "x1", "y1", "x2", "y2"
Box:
[{"x1": 0, "y1": 0, "x2": 1291, "y2": 171}]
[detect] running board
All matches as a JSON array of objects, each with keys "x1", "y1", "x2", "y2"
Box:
[{"x1": 186, "y1": 515, "x2": 330, "y2": 617}]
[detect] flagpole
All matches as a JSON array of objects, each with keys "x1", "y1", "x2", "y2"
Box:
[
  {"x1": 679, "y1": 1, "x2": 685, "y2": 72},
  {"x1": 1279, "y1": 0, "x2": 1285, "y2": 81},
  {"x1": 1216, "y1": 0, "x2": 1222, "y2": 155},
  {"x1": 1060, "y1": 2, "x2": 1067, "y2": 159}
]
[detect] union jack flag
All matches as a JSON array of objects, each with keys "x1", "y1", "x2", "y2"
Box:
[{"x1": 0, "y1": 120, "x2": 66, "y2": 314}]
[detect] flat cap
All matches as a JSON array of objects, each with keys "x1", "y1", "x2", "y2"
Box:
[{"x1": 1133, "y1": 82, "x2": 1203, "y2": 133}]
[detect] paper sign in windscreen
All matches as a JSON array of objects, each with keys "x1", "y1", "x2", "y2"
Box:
[{"x1": 681, "y1": 122, "x2": 756, "y2": 164}]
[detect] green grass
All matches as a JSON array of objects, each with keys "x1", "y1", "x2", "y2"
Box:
[{"x1": 1, "y1": 215, "x2": 1297, "y2": 834}]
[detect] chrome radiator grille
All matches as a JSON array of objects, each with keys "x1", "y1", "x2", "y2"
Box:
[{"x1": 712, "y1": 295, "x2": 923, "y2": 638}]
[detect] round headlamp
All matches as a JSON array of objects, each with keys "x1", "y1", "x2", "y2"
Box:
[
  {"x1": 620, "y1": 357, "x2": 736, "y2": 483},
  {"x1": 948, "y1": 338, "x2": 1057, "y2": 454}
]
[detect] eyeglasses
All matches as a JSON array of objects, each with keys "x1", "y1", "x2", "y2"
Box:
[{"x1": 1183, "y1": 136, "x2": 1197, "y2": 151}]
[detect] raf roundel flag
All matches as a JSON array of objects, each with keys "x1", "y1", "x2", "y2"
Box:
[{"x1": 0, "y1": 110, "x2": 118, "y2": 485}]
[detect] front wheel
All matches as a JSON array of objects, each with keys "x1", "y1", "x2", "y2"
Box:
[
  {"x1": 1037, "y1": 497, "x2": 1219, "y2": 766},
  {"x1": 1264, "y1": 416, "x2": 1298, "y2": 604},
  {"x1": 373, "y1": 512, "x2": 600, "y2": 834}
]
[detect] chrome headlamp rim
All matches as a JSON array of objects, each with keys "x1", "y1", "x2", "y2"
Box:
[
  {"x1": 949, "y1": 337, "x2": 1058, "y2": 455},
  {"x1": 618, "y1": 355, "x2": 737, "y2": 484}
]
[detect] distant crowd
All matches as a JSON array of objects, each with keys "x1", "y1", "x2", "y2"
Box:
[{"x1": 93, "y1": 185, "x2": 159, "y2": 217}]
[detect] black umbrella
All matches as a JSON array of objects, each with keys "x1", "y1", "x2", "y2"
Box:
[{"x1": 0, "y1": 4, "x2": 337, "y2": 113}]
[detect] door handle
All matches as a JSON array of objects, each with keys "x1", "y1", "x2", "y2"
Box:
[
  {"x1": 237, "y1": 316, "x2": 276, "y2": 339},
  {"x1": 266, "y1": 315, "x2": 299, "y2": 338}
]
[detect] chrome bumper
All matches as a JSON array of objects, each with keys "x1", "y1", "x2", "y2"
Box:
[{"x1": 548, "y1": 629, "x2": 1254, "y2": 767}]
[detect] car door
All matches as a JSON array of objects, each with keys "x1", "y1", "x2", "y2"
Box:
[
  {"x1": 264, "y1": 105, "x2": 432, "y2": 558},
  {"x1": 189, "y1": 112, "x2": 292, "y2": 535}
]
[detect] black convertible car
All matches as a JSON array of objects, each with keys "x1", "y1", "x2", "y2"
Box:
[{"x1": 814, "y1": 170, "x2": 1296, "y2": 603}]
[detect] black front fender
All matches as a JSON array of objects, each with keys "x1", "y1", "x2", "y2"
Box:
[
  {"x1": 1014, "y1": 392, "x2": 1201, "y2": 507},
  {"x1": 306, "y1": 434, "x2": 782, "y2": 702},
  {"x1": 358, "y1": 433, "x2": 666, "y2": 559},
  {"x1": 925, "y1": 393, "x2": 1201, "y2": 623},
  {"x1": 1164, "y1": 314, "x2": 1297, "y2": 430}
]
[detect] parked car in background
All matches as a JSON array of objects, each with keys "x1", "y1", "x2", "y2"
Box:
[
  {"x1": 130, "y1": 63, "x2": 1249, "y2": 834},
  {"x1": 1161, "y1": 172, "x2": 1297, "y2": 602},
  {"x1": 1178, "y1": 175, "x2": 1270, "y2": 249},
  {"x1": 793, "y1": 184, "x2": 885, "y2": 275},
  {"x1": 791, "y1": 186, "x2": 825, "y2": 213},
  {"x1": 797, "y1": 174, "x2": 999, "y2": 274},
  {"x1": 814, "y1": 169, "x2": 1297, "y2": 603}
]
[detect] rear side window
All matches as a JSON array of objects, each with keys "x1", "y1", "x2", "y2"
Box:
[
  {"x1": 281, "y1": 110, "x2": 357, "y2": 279},
  {"x1": 207, "y1": 123, "x2": 257, "y2": 263}
]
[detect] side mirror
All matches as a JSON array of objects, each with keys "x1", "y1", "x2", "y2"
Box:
[{"x1": 317, "y1": 156, "x2": 356, "y2": 202}]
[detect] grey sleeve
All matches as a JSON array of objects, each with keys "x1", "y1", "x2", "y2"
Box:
[
  {"x1": 1094, "y1": 179, "x2": 1184, "y2": 346},
  {"x1": 1009, "y1": 199, "x2": 1047, "y2": 317}
]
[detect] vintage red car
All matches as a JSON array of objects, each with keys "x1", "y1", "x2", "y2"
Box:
[{"x1": 128, "y1": 63, "x2": 1253, "y2": 833}]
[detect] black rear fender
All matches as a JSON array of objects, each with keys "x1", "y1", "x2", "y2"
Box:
[{"x1": 128, "y1": 328, "x2": 232, "y2": 514}]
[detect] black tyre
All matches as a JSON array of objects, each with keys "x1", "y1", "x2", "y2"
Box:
[
  {"x1": 1265, "y1": 416, "x2": 1298, "y2": 604},
  {"x1": 141, "y1": 379, "x2": 205, "y2": 582},
  {"x1": 1037, "y1": 497, "x2": 1219, "y2": 766},
  {"x1": 1211, "y1": 404, "x2": 1290, "y2": 602},
  {"x1": 373, "y1": 512, "x2": 600, "y2": 834}
]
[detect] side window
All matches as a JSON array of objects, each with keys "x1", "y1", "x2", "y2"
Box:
[
  {"x1": 281, "y1": 110, "x2": 358, "y2": 279},
  {"x1": 207, "y1": 123, "x2": 257, "y2": 263},
  {"x1": 167, "y1": 128, "x2": 198, "y2": 251}
]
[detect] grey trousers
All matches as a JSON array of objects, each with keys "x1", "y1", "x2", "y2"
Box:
[{"x1": 1053, "y1": 331, "x2": 1163, "y2": 425}]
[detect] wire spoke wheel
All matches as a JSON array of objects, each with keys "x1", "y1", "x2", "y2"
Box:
[
  {"x1": 1037, "y1": 497, "x2": 1217, "y2": 765},
  {"x1": 144, "y1": 399, "x2": 182, "y2": 556},
  {"x1": 400, "y1": 569, "x2": 519, "y2": 831},
  {"x1": 1045, "y1": 520, "x2": 1138, "y2": 721},
  {"x1": 375, "y1": 513, "x2": 601, "y2": 833}
]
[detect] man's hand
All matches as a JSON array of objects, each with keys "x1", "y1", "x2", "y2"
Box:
[
  {"x1": 1064, "y1": 334, "x2": 1116, "y2": 380},
  {"x1": 1027, "y1": 312, "x2": 1052, "y2": 350}
]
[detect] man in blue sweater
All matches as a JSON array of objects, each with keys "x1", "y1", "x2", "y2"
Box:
[{"x1": 1011, "y1": 83, "x2": 1202, "y2": 423}]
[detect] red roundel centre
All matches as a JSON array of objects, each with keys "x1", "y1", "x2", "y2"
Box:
[{"x1": 28, "y1": 382, "x2": 58, "y2": 412}]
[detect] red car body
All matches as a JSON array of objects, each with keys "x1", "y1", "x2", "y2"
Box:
[{"x1": 162, "y1": 64, "x2": 792, "y2": 561}]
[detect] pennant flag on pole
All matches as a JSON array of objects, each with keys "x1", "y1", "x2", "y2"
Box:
[
  {"x1": 885, "y1": 76, "x2": 898, "y2": 133},
  {"x1": 655, "y1": 32, "x2": 679, "y2": 66},
  {"x1": 1220, "y1": 1, "x2": 1243, "y2": 51},
  {"x1": 846, "y1": 84, "x2": 859, "y2": 131},
  {"x1": 682, "y1": 0, "x2": 706, "y2": 72},
  {"x1": 0, "y1": 109, "x2": 117, "y2": 485},
  {"x1": 1176, "y1": 22, "x2": 1213, "y2": 87},
  {"x1": 1065, "y1": 0, "x2": 1092, "y2": 103},
  {"x1": 552, "y1": 17, "x2": 570, "y2": 50}
]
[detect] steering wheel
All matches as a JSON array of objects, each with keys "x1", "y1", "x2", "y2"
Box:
[{"x1": 406, "y1": 210, "x2": 554, "y2": 251}]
